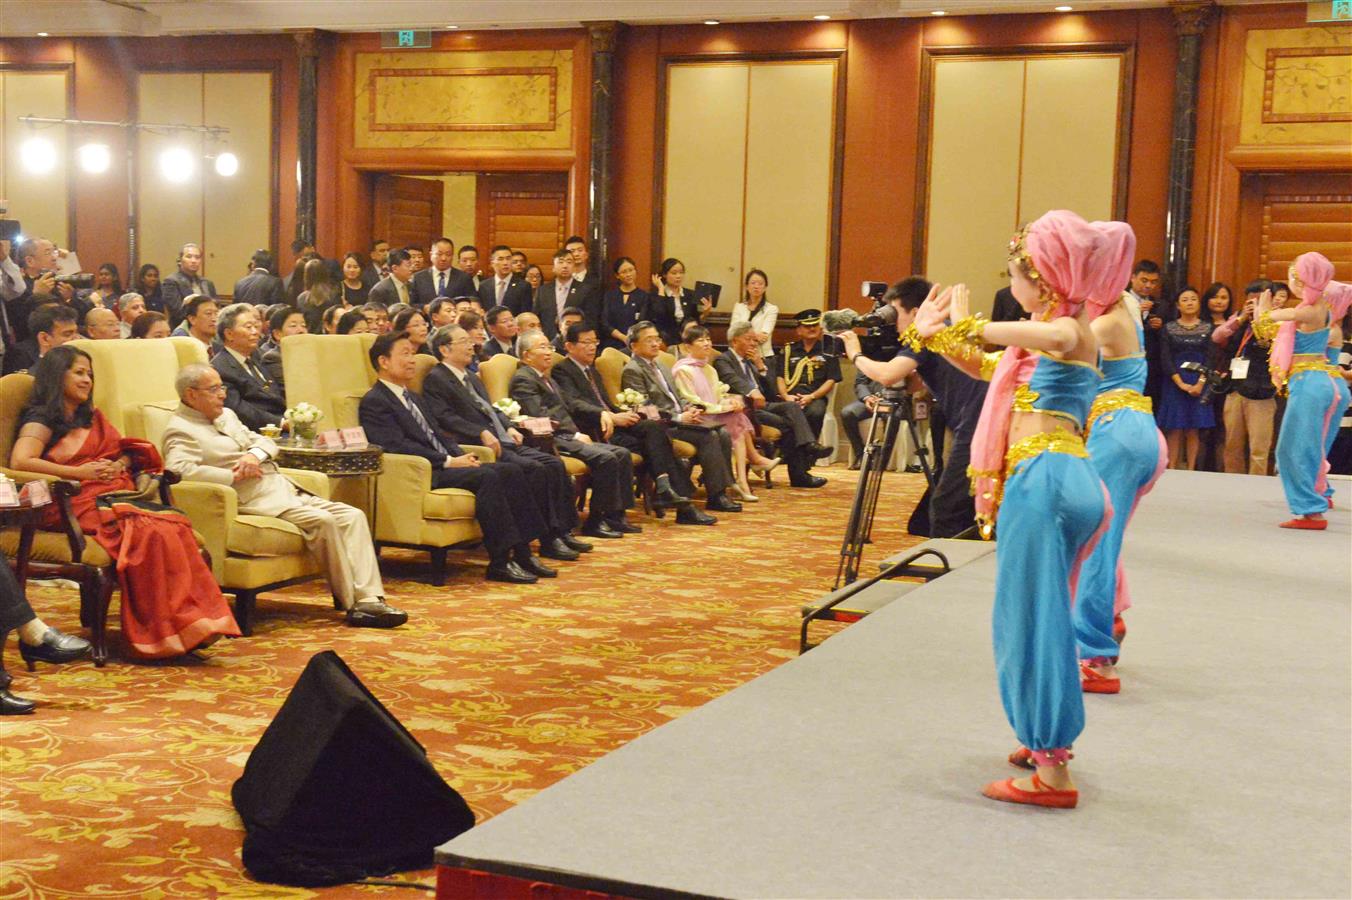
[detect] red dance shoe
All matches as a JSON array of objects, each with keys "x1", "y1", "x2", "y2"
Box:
[
  {"x1": 1329, "y1": 497, "x2": 1335, "y2": 510},
  {"x1": 982, "y1": 773, "x2": 1078, "y2": 809},
  {"x1": 1112, "y1": 614, "x2": 1127, "y2": 643},
  {"x1": 1279, "y1": 516, "x2": 1327, "y2": 530},
  {"x1": 1080, "y1": 663, "x2": 1120, "y2": 694}
]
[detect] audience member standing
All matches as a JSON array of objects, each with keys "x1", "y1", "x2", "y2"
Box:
[
  {"x1": 160, "y1": 243, "x2": 217, "y2": 327},
  {"x1": 729, "y1": 269, "x2": 778, "y2": 359},
  {"x1": 565, "y1": 235, "x2": 604, "y2": 329},
  {"x1": 368, "y1": 249, "x2": 416, "y2": 308},
  {"x1": 1157, "y1": 287, "x2": 1214, "y2": 469},
  {"x1": 1127, "y1": 260, "x2": 1164, "y2": 404},
  {"x1": 600, "y1": 257, "x2": 649, "y2": 353},
  {"x1": 134, "y1": 264, "x2": 164, "y2": 314},
  {"x1": 533, "y1": 249, "x2": 580, "y2": 340},
  {"x1": 233, "y1": 250, "x2": 286, "y2": 307},
  {"x1": 1211, "y1": 280, "x2": 1277, "y2": 475},
  {"x1": 479, "y1": 245, "x2": 532, "y2": 316},
  {"x1": 411, "y1": 238, "x2": 474, "y2": 307}
]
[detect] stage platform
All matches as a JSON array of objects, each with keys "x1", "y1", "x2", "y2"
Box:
[{"x1": 435, "y1": 471, "x2": 1352, "y2": 899}]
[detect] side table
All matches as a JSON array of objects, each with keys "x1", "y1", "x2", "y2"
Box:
[
  {"x1": 0, "y1": 498, "x2": 53, "y2": 591},
  {"x1": 273, "y1": 443, "x2": 384, "y2": 530}
]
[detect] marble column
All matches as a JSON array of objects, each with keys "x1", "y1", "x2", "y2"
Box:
[
  {"x1": 586, "y1": 22, "x2": 619, "y2": 271},
  {"x1": 295, "y1": 30, "x2": 320, "y2": 246},
  {"x1": 1164, "y1": 2, "x2": 1214, "y2": 291}
]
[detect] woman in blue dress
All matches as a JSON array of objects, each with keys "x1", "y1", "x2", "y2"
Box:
[{"x1": 1156, "y1": 287, "x2": 1215, "y2": 469}]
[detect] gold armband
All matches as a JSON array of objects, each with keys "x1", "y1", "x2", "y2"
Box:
[
  {"x1": 979, "y1": 351, "x2": 1003, "y2": 381},
  {"x1": 899, "y1": 324, "x2": 925, "y2": 353},
  {"x1": 926, "y1": 314, "x2": 988, "y2": 359},
  {"x1": 1252, "y1": 311, "x2": 1280, "y2": 342}
]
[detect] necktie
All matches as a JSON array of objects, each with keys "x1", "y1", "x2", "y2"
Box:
[
  {"x1": 245, "y1": 355, "x2": 268, "y2": 385},
  {"x1": 649, "y1": 360, "x2": 680, "y2": 410},
  {"x1": 744, "y1": 358, "x2": 758, "y2": 386},
  {"x1": 438, "y1": 271, "x2": 447, "y2": 296},
  {"x1": 496, "y1": 278, "x2": 506, "y2": 304},
  {"x1": 468, "y1": 376, "x2": 510, "y2": 440},
  {"x1": 403, "y1": 389, "x2": 447, "y2": 453},
  {"x1": 585, "y1": 366, "x2": 607, "y2": 408}
]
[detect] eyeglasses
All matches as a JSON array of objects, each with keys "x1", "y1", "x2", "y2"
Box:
[{"x1": 193, "y1": 383, "x2": 228, "y2": 394}]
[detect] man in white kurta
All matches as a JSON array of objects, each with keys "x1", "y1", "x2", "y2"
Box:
[{"x1": 161, "y1": 362, "x2": 406, "y2": 628}]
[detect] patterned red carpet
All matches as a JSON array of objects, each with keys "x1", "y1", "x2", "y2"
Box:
[{"x1": 1, "y1": 467, "x2": 925, "y2": 898}]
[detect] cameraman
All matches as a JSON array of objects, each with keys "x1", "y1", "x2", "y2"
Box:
[
  {"x1": 5, "y1": 238, "x2": 75, "y2": 344},
  {"x1": 836, "y1": 276, "x2": 988, "y2": 538}
]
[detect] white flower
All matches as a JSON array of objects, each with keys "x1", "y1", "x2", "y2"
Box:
[
  {"x1": 493, "y1": 398, "x2": 522, "y2": 421},
  {"x1": 283, "y1": 402, "x2": 324, "y2": 427},
  {"x1": 615, "y1": 388, "x2": 646, "y2": 410}
]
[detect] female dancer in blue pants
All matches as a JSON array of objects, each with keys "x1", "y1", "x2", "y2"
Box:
[{"x1": 911, "y1": 210, "x2": 1135, "y2": 808}]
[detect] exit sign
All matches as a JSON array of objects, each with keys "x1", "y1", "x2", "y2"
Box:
[
  {"x1": 381, "y1": 29, "x2": 432, "y2": 49},
  {"x1": 1307, "y1": 1, "x2": 1352, "y2": 22}
]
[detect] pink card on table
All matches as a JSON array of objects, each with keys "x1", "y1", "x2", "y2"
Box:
[
  {"x1": 340, "y1": 427, "x2": 369, "y2": 448},
  {"x1": 315, "y1": 430, "x2": 344, "y2": 449},
  {"x1": 19, "y1": 480, "x2": 51, "y2": 507},
  {"x1": 522, "y1": 416, "x2": 554, "y2": 436}
]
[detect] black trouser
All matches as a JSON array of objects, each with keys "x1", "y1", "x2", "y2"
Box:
[
  {"x1": 669, "y1": 423, "x2": 733, "y2": 498},
  {"x1": 611, "y1": 419, "x2": 694, "y2": 497},
  {"x1": 789, "y1": 394, "x2": 829, "y2": 437},
  {"x1": 756, "y1": 402, "x2": 816, "y2": 485},
  {"x1": 430, "y1": 462, "x2": 531, "y2": 560},
  {"x1": 556, "y1": 436, "x2": 634, "y2": 519},
  {"x1": 500, "y1": 443, "x2": 579, "y2": 536},
  {"x1": 1, "y1": 551, "x2": 38, "y2": 691},
  {"x1": 929, "y1": 436, "x2": 975, "y2": 538}
]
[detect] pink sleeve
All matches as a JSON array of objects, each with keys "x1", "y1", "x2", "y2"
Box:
[{"x1": 1211, "y1": 314, "x2": 1241, "y2": 345}]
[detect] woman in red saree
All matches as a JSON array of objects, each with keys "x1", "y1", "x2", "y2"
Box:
[{"x1": 9, "y1": 346, "x2": 239, "y2": 659}]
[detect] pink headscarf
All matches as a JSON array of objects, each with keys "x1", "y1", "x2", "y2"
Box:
[
  {"x1": 1271, "y1": 251, "x2": 1352, "y2": 380},
  {"x1": 969, "y1": 210, "x2": 1137, "y2": 535}
]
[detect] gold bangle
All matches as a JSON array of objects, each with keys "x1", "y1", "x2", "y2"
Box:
[
  {"x1": 899, "y1": 324, "x2": 925, "y2": 352},
  {"x1": 1253, "y1": 310, "x2": 1280, "y2": 342},
  {"x1": 926, "y1": 314, "x2": 988, "y2": 359}
]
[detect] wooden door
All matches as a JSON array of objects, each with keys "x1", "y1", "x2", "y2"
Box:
[
  {"x1": 475, "y1": 173, "x2": 569, "y2": 278},
  {"x1": 372, "y1": 175, "x2": 444, "y2": 253},
  {"x1": 1237, "y1": 173, "x2": 1352, "y2": 286}
]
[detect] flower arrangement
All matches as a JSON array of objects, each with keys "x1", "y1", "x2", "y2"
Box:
[
  {"x1": 284, "y1": 402, "x2": 324, "y2": 442},
  {"x1": 615, "y1": 388, "x2": 646, "y2": 411},
  {"x1": 493, "y1": 397, "x2": 525, "y2": 423}
]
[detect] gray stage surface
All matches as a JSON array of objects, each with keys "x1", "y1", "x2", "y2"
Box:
[{"x1": 435, "y1": 471, "x2": 1352, "y2": 899}]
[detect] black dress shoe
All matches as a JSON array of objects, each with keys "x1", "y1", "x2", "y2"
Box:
[
  {"x1": 608, "y1": 519, "x2": 642, "y2": 534},
  {"x1": 539, "y1": 537, "x2": 580, "y2": 561},
  {"x1": 19, "y1": 627, "x2": 92, "y2": 671},
  {"x1": 516, "y1": 554, "x2": 558, "y2": 578},
  {"x1": 486, "y1": 561, "x2": 539, "y2": 584},
  {"x1": 791, "y1": 475, "x2": 829, "y2": 488},
  {"x1": 806, "y1": 442, "x2": 834, "y2": 461},
  {"x1": 0, "y1": 690, "x2": 36, "y2": 716},
  {"x1": 905, "y1": 464, "x2": 923, "y2": 474},
  {"x1": 847, "y1": 459, "x2": 861, "y2": 471},
  {"x1": 580, "y1": 521, "x2": 623, "y2": 539},
  {"x1": 560, "y1": 534, "x2": 593, "y2": 553},
  {"x1": 706, "y1": 496, "x2": 743, "y2": 513},
  {"x1": 346, "y1": 599, "x2": 408, "y2": 629},
  {"x1": 653, "y1": 484, "x2": 692, "y2": 509},
  {"x1": 676, "y1": 507, "x2": 717, "y2": 525}
]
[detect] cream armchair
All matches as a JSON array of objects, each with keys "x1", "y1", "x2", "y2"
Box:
[
  {"x1": 71, "y1": 337, "x2": 328, "y2": 635},
  {"x1": 282, "y1": 333, "x2": 489, "y2": 586}
]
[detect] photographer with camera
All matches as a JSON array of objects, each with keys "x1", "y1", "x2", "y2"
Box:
[
  {"x1": 1211, "y1": 279, "x2": 1278, "y2": 475},
  {"x1": 833, "y1": 277, "x2": 988, "y2": 538},
  {"x1": 4, "y1": 238, "x2": 76, "y2": 346}
]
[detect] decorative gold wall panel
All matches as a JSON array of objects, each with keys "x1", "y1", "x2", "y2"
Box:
[
  {"x1": 354, "y1": 50, "x2": 572, "y2": 150},
  {"x1": 1240, "y1": 27, "x2": 1352, "y2": 144}
]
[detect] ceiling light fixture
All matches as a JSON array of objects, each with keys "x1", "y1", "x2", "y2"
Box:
[
  {"x1": 37, "y1": 32, "x2": 49, "y2": 37},
  {"x1": 446, "y1": 24, "x2": 458, "y2": 29},
  {"x1": 77, "y1": 142, "x2": 112, "y2": 175},
  {"x1": 20, "y1": 137, "x2": 57, "y2": 175},
  {"x1": 160, "y1": 146, "x2": 195, "y2": 184},
  {"x1": 213, "y1": 152, "x2": 239, "y2": 177},
  {"x1": 813, "y1": 14, "x2": 831, "y2": 20},
  {"x1": 704, "y1": 20, "x2": 720, "y2": 25},
  {"x1": 931, "y1": 10, "x2": 946, "y2": 16},
  {"x1": 1055, "y1": 5, "x2": 1073, "y2": 10}
]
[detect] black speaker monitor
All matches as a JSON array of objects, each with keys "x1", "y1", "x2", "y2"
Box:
[{"x1": 232, "y1": 651, "x2": 474, "y2": 886}]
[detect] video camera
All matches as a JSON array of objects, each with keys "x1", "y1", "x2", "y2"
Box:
[{"x1": 817, "y1": 281, "x2": 901, "y2": 361}]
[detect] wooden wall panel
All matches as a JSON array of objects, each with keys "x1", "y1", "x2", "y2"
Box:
[
  {"x1": 0, "y1": 70, "x2": 70, "y2": 249},
  {"x1": 742, "y1": 61, "x2": 836, "y2": 313},
  {"x1": 661, "y1": 63, "x2": 748, "y2": 295}
]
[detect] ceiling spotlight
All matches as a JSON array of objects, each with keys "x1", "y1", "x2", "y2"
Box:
[
  {"x1": 20, "y1": 136, "x2": 57, "y2": 175},
  {"x1": 77, "y1": 142, "x2": 111, "y2": 174},
  {"x1": 446, "y1": 24, "x2": 458, "y2": 29},
  {"x1": 214, "y1": 152, "x2": 239, "y2": 177},
  {"x1": 931, "y1": 10, "x2": 946, "y2": 16},
  {"x1": 160, "y1": 146, "x2": 195, "y2": 183},
  {"x1": 1055, "y1": 4, "x2": 1073, "y2": 9},
  {"x1": 704, "y1": 20, "x2": 720, "y2": 25},
  {"x1": 36, "y1": 32, "x2": 49, "y2": 37},
  {"x1": 813, "y1": 14, "x2": 831, "y2": 20}
]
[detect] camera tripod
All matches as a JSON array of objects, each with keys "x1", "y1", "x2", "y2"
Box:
[{"x1": 834, "y1": 387, "x2": 936, "y2": 589}]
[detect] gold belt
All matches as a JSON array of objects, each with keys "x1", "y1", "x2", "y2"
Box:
[
  {"x1": 1279, "y1": 358, "x2": 1340, "y2": 395},
  {"x1": 968, "y1": 428, "x2": 1089, "y2": 540},
  {"x1": 1086, "y1": 389, "x2": 1153, "y2": 433}
]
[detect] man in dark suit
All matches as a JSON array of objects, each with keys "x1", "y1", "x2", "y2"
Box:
[
  {"x1": 161, "y1": 242, "x2": 217, "y2": 327},
  {"x1": 211, "y1": 303, "x2": 287, "y2": 431},
  {"x1": 232, "y1": 250, "x2": 286, "y2": 307},
  {"x1": 1, "y1": 304, "x2": 80, "y2": 376},
  {"x1": 483, "y1": 305, "x2": 518, "y2": 357},
  {"x1": 620, "y1": 321, "x2": 741, "y2": 513},
  {"x1": 716, "y1": 321, "x2": 830, "y2": 487},
  {"x1": 533, "y1": 248, "x2": 581, "y2": 340},
  {"x1": 478, "y1": 245, "x2": 533, "y2": 316},
  {"x1": 511, "y1": 329, "x2": 637, "y2": 539},
  {"x1": 411, "y1": 237, "x2": 475, "y2": 308},
  {"x1": 564, "y1": 235, "x2": 604, "y2": 330},
  {"x1": 367, "y1": 249, "x2": 416, "y2": 309},
  {"x1": 421, "y1": 325, "x2": 591, "y2": 560},
  {"x1": 552, "y1": 307, "x2": 584, "y2": 355},
  {"x1": 457, "y1": 246, "x2": 483, "y2": 292},
  {"x1": 362, "y1": 239, "x2": 390, "y2": 289},
  {"x1": 358, "y1": 331, "x2": 553, "y2": 584},
  {"x1": 554, "y1": 322, "x2": 716, "y2": 526}
]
